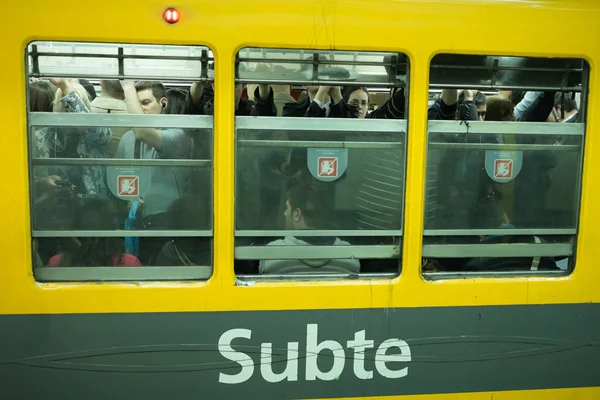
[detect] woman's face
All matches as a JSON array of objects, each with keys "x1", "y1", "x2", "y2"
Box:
[{"x1": 348, "y1": 89, "x2": 369, "y2": 118}]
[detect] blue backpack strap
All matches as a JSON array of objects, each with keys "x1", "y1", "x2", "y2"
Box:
[{"x1": 124, "y1": 199, "x2": 140, "y2": 256}]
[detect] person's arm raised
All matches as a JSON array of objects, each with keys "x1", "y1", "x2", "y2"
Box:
[{"x1": 121, "y1": 80, "x2": 163, "y2": 151}]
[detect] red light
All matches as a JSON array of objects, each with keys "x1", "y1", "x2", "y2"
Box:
[{"x1": 163, "y1": 8, "x2": 180, "y2": 24}]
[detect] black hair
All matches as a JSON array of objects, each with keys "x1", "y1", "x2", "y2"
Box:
[
  {"x1": 342, "y1": 86, "x2": 369, "y2": 103},
  {"x1": 486, "y1": 96, "x2": 515, "y2": 121},
  {"x1": 554, "y1": 92, "x2": 578, "y2": 113},
  {"x1": 101, "y1": 80, "x2": 125, "y2": 100},
  {"x1": 59, "y1": 196, "x2": 125, "y2": 267},
  {"x1": 168, "y1": 194, "x2": 210, "y2": 230},
  {"x1": 165, "y1": 88, "x2": 187, "y2": 114},
  {"x1": 135, "y1": 81, "x2": 167, "y2": 103},
  {"x1": 288, "y1": 182, "x2": 331, "y2": 229},
  {"x1": 474, "y1": 91, "x2": 487, "y2": 107},
  {"x1": 509, "y1": 90, "x2": 526, "y2": 107},
  {"x1": 458, "y1": 91, "x2": 487, "y2": 107},
  {"x1": 78, "y1": 79, "x2": 97, "y2": 101},
  {"x1": 29, "y1": 80, "x2": 56, "y2": 112}
]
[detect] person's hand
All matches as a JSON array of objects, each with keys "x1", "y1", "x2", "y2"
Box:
[
  {"x1": 314, "y1": 86, "x2": 331, "y2": 103},
  {"x1": 329, "y1": 87, "x2": 341, "y2": 96},
  {"x1": 49, "y1": 78, "x2": 66, "y2": 86},
  {"x1": 37, "y1": 175, "x2": 61, "y2": 193},
  {"x1": 329, "y1": 87, "x2": 342, "y2": 103},
  {"x1": 120, "y1": 79, "x2": 136, "y2": 91},
  {"x1": 463, "y1": 90, "x2": 477, "y2": 101},
  {"x1": 127, "y1": 198, "x2": 144, "y2": 211},
  {"x1": 49, "y1": 78, "x2": 74, "y2": 93}
]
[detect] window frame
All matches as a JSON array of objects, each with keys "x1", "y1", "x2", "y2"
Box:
[
  {"x1": 422, "y1": 53, "x2": 590, "y2": 279},
  {"x1": 233, "y1": 47, "x2": 411, "y2": 279},
  {"x1": 26, "y1": 40, "x2": 216, "y2": 282}
]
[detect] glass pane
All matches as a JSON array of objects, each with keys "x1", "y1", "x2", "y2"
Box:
[
  {"x1": 430, "y1": 54, "x2": 585, "y2": 91},
  {"x1": 236, "y1": 125, "x2": 404, "y2": 231},
  {"x1": 425, "y1": 133, "x2": 582, "y2": 230},
  {"x1": 29, "y1": 41, "x2": 212, "y2": 80},
  {"x1": 234, "y1": 48, "x2": 408, "y2": 277},
  {"x1": 30, "y1": 125, "x2": 212, "y2": 232},
  {"x1": 424, "y1": 53, "x2": 587, "y2": 276},
  {"x1": 27, "y1": 41, "x2": 215, "y2": 276},
  {"x1": 34, "y1": 237, "x2": 212, "y2": 273},
  {"x1": 238, "y1": 48, "x2": 407, "y2": 86}
]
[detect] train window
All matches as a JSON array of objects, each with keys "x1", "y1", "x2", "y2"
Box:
[
  {"x1": 423, "y1": 54, "x2": 588, "y2": 278},
  {"x1": 27, "y1": 41, "x2": 214, "y2": 281},
  {"x1": 233, "y1": 48, "x2": 409, "y2": 279}
]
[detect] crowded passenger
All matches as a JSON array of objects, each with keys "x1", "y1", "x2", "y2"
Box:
[
  {"x1": 271, "y1": 65, "x2": 296, "y2": 116},
  {"x1": 282, "y1": 56, "x2": 348, "y2": 118},
  {"x1": 183, "y1": 64, "x2": 276, "y2": 116},
  {"x1": 554, "y1": 92, "x2": 579, "y2": 123},
  {"x1": 343, "y1": 85, "x2": 406, "y2": 119},
  {"x1": 90, "y1": 80, "x2": 127, "y2": 114},
  {"x1": 47, "y1": 196, "x2": 141, "y2": 267},
  {"x1": 32, "y1": 78, "x2": 111, "y2": 196},
  {"x1": 29, "y1": 80, "x2": 56, "y2": 112},
  {"x1": 155, "y1": 195, "x2": 212, "y2": 266},
  {"x1": 90, "y1": 80, "x2": 128, "y2": 157},
  {"x1": 115, "y1": 80, "x2": 192, "y2": 263},
  {"x1": 259, "y1": 183, "x2": 360, "y2": 274},
  {"x1": 78, "y1": 79, "x2": 97, "y2": 101},
  {"x1": 456, "y1": 90, "x2": 487, "y2": 121},
  {"x1": 283, "y1": 86, "x2": 346, "y2": 117},
  {"x1": 165, "y1": 88, "x2": 187, "y2": 114}
]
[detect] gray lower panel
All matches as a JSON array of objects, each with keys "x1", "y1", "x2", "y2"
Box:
[{"x1": 0, "y1": 304, "x2": 599, "y2": 399}]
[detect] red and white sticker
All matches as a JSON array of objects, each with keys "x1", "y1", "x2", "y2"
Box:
[
  {"x1": 318, "y1": 157, "x2": 338, "y2": 177},
  {"x1": 118, "y1": 175, "x2": 139, "y2": 196},
  {"x1": 494, "y1": 159, "x2": 513, "y2": 179}
]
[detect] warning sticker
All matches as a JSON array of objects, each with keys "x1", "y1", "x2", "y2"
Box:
[
  {"x1": 485, "y1": 150, "x2": 522, "y2": 183},
  {"x1": 307, "y1": 148, "x2": 348, "y2": 182},
  {"x1": 318, "y1": 157, "x2": 338, "y2": 178},
  {"x1": 494, "y1": 159, "x2": 513, "y2": 179},
  {"x1": 118, "y1": 175, "x2": 139, "y2": 197}
]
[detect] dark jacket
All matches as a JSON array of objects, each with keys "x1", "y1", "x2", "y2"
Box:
[
  {"x1": 282, "y1": 96, "x2": 352, "y2": 118},
  {"x1": 182, "y1": 86, "x2": 277, "y2": 116},
  {"x1": 428, "y1": 95, "x2": 486, "y2": 229},
  {"x1": 428, "y1": 97, "x2": 458, "y2": 120},
  {"x1": 517, "y1": 91, "x2": 556, "y2": 123},
  {"x1": 427, "y1": 96, "x2": 478, "y2": 122},
  {"x1": 366, "y1": 88, "x2": 406, "y2": 119}
]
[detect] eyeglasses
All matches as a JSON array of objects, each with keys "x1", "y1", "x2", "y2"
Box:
[{"x1": 348, "y1": 99, "x2": 368, "y2": 107}]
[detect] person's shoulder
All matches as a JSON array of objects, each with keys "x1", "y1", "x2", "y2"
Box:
[
  {"x1": 120, "y1": 254, "x2": 142, "y2": 266},
  {"x1": 158, "y1": 128, "x2": 186, "y2": 141},
  {"x1": 48, "y1": 254, "x2": 64, "y2": 267},
  {"x1": 120, "y1": 130, "x2": 136, "y2": 141},
  {"x1": 334, "y1": 238, "x2": 352, "y2": 246}
]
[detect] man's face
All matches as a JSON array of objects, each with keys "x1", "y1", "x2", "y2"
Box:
[
  {"x1": 137, "y1": 89, "x2": 164, "y2": 114},
  {"x1": 477, "y1": 104, "x2": 487, "y2": 121},
  {"x1": 348, "y1": 90, "x2": 369, "y2": 119}
]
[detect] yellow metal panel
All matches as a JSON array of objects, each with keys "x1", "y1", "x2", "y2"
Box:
[{"x1": 0, "y1": 0, "x2": 599, "y2": 314}]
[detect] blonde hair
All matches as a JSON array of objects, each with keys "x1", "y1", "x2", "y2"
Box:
[{"x1": 53, "y1": 82, "x2": 91, "y2": 112}]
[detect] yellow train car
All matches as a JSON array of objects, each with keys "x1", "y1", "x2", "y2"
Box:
[{"x1": 1, "y1": 0, "x2": 599, "y2": 398}]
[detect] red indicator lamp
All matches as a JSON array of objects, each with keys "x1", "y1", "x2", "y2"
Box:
[{"x1": 163, "y1": 8, "x2": 180, "y2": 24}]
